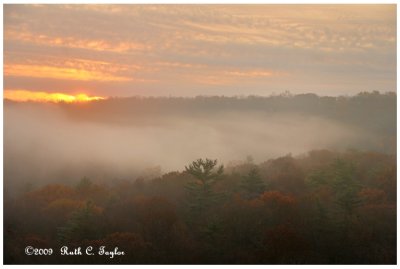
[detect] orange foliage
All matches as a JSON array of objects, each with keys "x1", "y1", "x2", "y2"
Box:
[
  {"x1": 25, "y1": 184, "x2": 75, "y2": 206},
  {"x1": 75, "y1": 183, "x2": 109, "y2": 204},
  {"x1": 263, "y1": 155, "x2": 305, "y2": 194},
  {"x1": 260, "y1": 191, "x2": 296, "y2": 206},
  {"x1": 42, "y1": 198, "x2": 85, "y2": 219},
  {"x1": 232, "y1": 194, "x2": 263, "y2": 208},
  {"x1": 358, "y1": 188, "x2": 387, "y2": 204}
]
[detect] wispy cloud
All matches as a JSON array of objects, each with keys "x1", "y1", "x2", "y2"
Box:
[
  {"x1": 4, "y1": 64, "x2": 132, "y2": 82},
  {"x1": 3, "y1": 4, "x2": 396, "y2": 96},
  {"x1": 5, "y1": 30, "x2": 150, "y2": 53},
  {"x1": 225, "y1": 70, "x2": 281, "y2": 78}
]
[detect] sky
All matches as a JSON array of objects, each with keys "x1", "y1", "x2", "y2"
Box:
[{"x1": 3, "y1": 4, "x2": 397, "y2": 98}]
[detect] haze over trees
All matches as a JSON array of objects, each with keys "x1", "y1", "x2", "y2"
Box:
[
  {"x1": 3, "y1": 91, "x2": 396, "y2": 264},
  {"x1": 4, "y1": 149, "x2": 396, "y2": 264},
  {"x1": 4, "y1": 91, "x2": 395, "y2": 192}
]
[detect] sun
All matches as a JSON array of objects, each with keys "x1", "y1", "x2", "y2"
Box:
[{"x1": 4, "y1": 90, "x2": 106, "y2": 103}]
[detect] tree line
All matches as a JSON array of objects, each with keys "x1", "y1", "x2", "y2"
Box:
[{"x1": 4, "y1": 149, "x2": 396, "y2": 264}]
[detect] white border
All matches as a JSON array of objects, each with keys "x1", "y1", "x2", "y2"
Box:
[{"x1": 1, "y1": 1, "x2": 398, "y2": 268}]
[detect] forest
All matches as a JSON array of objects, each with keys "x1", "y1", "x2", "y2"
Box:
[
  {"x1": 3, "y1": 91, "x2": 396, "y2": 264},
  {"x1": 4, "y1": 150, "x2": 396, "y2": 264}
]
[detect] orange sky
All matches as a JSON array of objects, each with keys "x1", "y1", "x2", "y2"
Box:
[
  {"x1": 3, "y1": 4, "x2": 396, "y2": 98},
  {"x1": 3, "y1": 90, "x2": 104, "y2": 103}
]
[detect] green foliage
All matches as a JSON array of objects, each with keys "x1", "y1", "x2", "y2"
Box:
[
  {"x1": 5, "y1": 150, "x2": 396, "y2": 264},
  {"x1": 57, "y1": 201, "x2": 99, "y2": 244},
  {"x1": 306, "y1": 169, "x2": 328, "y2": 187},
  {"x1": 76, "y1": 176, "x2": 92, "y2": 191},
  {"x1": 307, "y1": 158, "x2": 362, "y2": 216},
  {"x1": 330, "y1": 159, "x2": 362, "y2": 216},
  {"x1": 185, "y1": 158, "x2": 224, "y2": 184},
  {"x1": 240, "y1": 167, "x2": 266, "y2": 198},
  {"x1": 185, "y1": 158, "x2": 224, "y2": 214}
]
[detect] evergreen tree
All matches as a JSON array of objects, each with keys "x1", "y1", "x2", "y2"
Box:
[
  {"x1": 330, "y1": 159, "x2": 362, "y2": 216},
  {"x1": 57, "y1": 201, "x2": 99, "y2": 244},
  {"x1": 240, "y1": 167, "x2": 266, "y2": 198},
  {"x1": 185, "y1": 158, "x2": 224, "y2": 214},
  {"x1": 76, "y1": 176, "x2": 92, "y2": 192}
]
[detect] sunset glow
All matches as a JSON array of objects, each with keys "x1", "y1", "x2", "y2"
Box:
[
  {"x1": 4, "y1": 64, "x2": 131, "y2": 82},
  {"x1": 4, "y1": 5, "x2": 396, "y2": 97},
  {"x1": 4, "y1": 90, "x2": 106, "y2": 103}
]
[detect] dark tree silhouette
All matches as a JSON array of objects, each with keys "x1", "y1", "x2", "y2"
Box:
[
  {"x1": 330, "y1": 159, "x2": 362, "y2": 216},
  {"x1": 57, "y1": 201, "x2": 100, "y2": 244},
  {"x1": 185, "y1": 158, "x2": 224, "y2": 214},
  {"x1": 240, "y1": 167, "x2": 266, "y2": 198}
]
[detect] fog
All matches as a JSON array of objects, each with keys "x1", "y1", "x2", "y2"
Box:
[{"x1": 6, "y1": 94, "x2": 388, "y2": 194}]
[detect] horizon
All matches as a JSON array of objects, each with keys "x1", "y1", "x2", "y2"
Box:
[{"x1": 3, "y1": 89, "x2": 396, "y2": 103}]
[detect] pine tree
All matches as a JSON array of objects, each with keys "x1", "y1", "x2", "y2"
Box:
[
  {"x1": 240, "y1": 167, "x2": 266, "y2": 199},
  {"x1": 330, "y1": 159, "x2": 362, "y2": 216},
  {"x1": 184, "y1": 158, "x2": 224, "y2": 214},
  {"x1": 57, "y1": 201, "x2": 98, "y2": 244},
  {"x1": 76, "y1": 176, "x2": 92, "y2": 192}
]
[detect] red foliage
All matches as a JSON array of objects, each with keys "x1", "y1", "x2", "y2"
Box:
[
  {"x1": 231, "y1": 193, "x2": 264, "y2": 208},
  {"x1": 262, "y1": 155, "x2": 305, "y2": 194},
  {"x1": 358, "y1": 188, "x2": 387, "y2": 204},
  {"x1": 75, "y1": 183, "x2": 109, "y2": 205},
  {"x1": 24, "y1": 184, "x2": 75, "y2": 206},
  {"x1": 260, "y1": 191, "x2": 296, "y2": 206},
  {"x1": 42, "y1": 198, "x2": 86, "y2": 221}
]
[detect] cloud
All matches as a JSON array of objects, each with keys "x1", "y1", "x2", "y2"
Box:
[
  {"x1": 4, "y1": 89, "x2": 105, "y2": 102},
  {"x1": 5, "y1": 30, "x2": 150, "y2": 53},
  {"x1": 4, "y1": 64, "x2": 132, "y2": 82},
  {"x1": 225, "y1": 70, "x2": 279, "y2": 78},
  {"x1": 3, "y1": 4, "x2": 396, "y2": 96}
]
